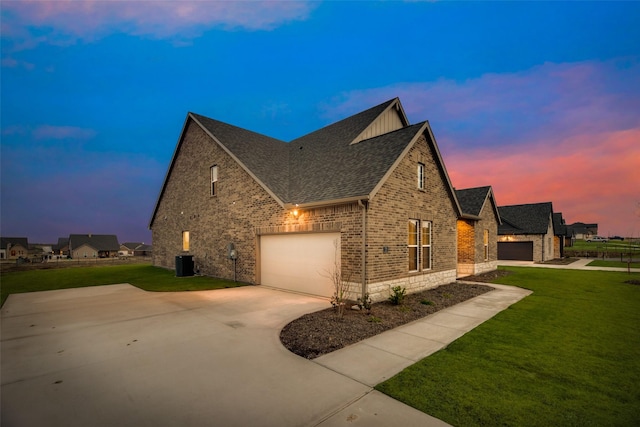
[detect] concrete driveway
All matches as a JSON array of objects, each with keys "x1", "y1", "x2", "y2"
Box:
[{"x1": 1, "y1": 284, "x2": 448, "y2": 426}]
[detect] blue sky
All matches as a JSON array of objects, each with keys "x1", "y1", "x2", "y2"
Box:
[{"x1": 2, "y1": 1, "x2": 639, "y2": 243}]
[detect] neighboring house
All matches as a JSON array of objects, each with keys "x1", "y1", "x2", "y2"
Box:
[
  {"x1": 455, "y1": 186, "x2": 501, "y2": 277},
  {"x1": 53, "y1": 237, "x2": 70, "y2": 257},
  {"x1": 68, "y1": 234, "x2": 120, "y2": 259},
  {"x1": 120, "y1": 242, "x2": 153, "y2": 256},
  {"x1": 0, "y1": 237, "x2": 29, "y2": 260},
  {"x1": 150, "y1": 98, "x2": 463, "y2": 301},
  {"x1": 553, "y1": 212, "x2": 572, "y2": 255},
  {"x1": 498, "y1": 202, "x2": 556, "y2": 262},
  {"x1": 567, "y1": 222, "x2": 598, "y2": 240}
]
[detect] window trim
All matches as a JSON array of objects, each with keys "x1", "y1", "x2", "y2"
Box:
[
  {"x1": 417, "y1": 163, "x2": 425, "y2": 190},
  {"x1": 210, "y1": 165, "x2": 218, "y2": 196},
  {"x1": 408, "y1": 219, "x2": 419, "y2": 272},
  {"x1": 421, "y1": 221, "x2": 432, "y2": 271}
]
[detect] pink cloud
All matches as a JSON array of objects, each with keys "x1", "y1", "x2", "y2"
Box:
[
  {"x1": 446, "y1": 128, "x2": 640, "y2": 237},
  {"x1": 328, "y1": 58, "x2": 640, "y2": 148},
  {"x1": 1, "y1": 0, "x2": 315, "y2": 44},
  {"x1": 32, "y1": 125, "x2": 96, "y2": 140},
  {"x1": 329, "y1": 58, "x2": 640, "y2": 236}
]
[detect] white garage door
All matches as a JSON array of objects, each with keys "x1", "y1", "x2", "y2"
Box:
[{"x1": 260, "y1": 233, "x2": 340, "y2": 298}]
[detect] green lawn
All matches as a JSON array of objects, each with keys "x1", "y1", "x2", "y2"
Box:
[
  {"x1": 588, "y1": 260, "x2": 640, "y2": 268},
  {"x1": 1, "y1": 264, "x2": 246, "y2": 306},
  {"x1": 376, "y1": 267, "x2": 640, "y2": 426}
]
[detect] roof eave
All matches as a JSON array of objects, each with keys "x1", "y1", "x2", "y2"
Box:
[{"x1": 284, "y1": 195, "x2": 370, "y2": 210}]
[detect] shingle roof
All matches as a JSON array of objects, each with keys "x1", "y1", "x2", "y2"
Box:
[
  {"x1": 150, "y1": 98, "x2": 460, "y2": 227},
  {"x1": 192, "y1": 99, "x2": 408, "y2": 205},
  {"x1": 553, "y1": 212, "x2": 569, "y2": 237},
  {"x1": 498, "y1": 202, "x2": 553, "y2": 235},
  {"x1": 1, "y1": 237, "x2": 29, "y2": 249},
  {"x1": 455, "y1": 186, "x2": 492, "y2": 217},
  {"x1": 69, "y1": 234, "x2": 120, "y2": 251}
]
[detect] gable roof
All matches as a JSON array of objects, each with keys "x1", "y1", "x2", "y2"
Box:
[
  {"x1": 498, "y1": 202, "x2": 554, "y2": 235},
  {"x1": 455, "y1": 186, "x2": 501, "y2": 223},
  {"x1": 150, "y1": 98, "x2": 462, "y2": 227},
  {"x1": 69, "y1": 234, "x2": 120, "y2": 251},
  {"x1": 552, "y1": 212, "x2": 570, "y2": 237},
  {"x1": 1, "y1": 237, "x2": 29, "y2": 249}
]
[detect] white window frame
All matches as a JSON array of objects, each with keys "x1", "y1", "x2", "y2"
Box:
[
  {"x1": 210, "y1": 165, "x2": 218, "y2": 196},
  {"x1": 417, "y1": 163, "x2": 425, "y2": 190},
  {"x1": 422, "y1": 221, "x2": 432, "y2": 271},
  {"x1": 408, "y1": 219, "x2": 419, "y2": 272}
]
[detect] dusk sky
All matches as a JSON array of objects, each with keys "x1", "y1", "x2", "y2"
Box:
[{"x1": 2, "y1": 1, "x2": 639, "y2": 244}]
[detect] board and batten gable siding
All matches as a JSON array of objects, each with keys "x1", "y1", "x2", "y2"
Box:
[
  {"x1": 365, "y1": 133, "x2": 458, "y2": 301},
  {"x1": 352, "y1": 107, "x2": 405, "y2": 144}
]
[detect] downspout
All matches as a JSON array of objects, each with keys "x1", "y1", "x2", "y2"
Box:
[{"x1": 358, "y1": 200, "x2": 367, "y2": 298}]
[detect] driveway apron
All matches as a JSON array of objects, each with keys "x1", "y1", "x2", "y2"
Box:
[{"x1": 1, "y1": 285, "x2": 374, "y2": 427}]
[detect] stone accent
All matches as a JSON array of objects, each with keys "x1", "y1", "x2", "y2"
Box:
[{"x1": 367, "y1": 269, "x2": 458, "y2": 302}]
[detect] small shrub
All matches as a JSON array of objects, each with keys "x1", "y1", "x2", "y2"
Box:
[
  {"x1": 357, "y1": 293, "x2": 373, "y2": 313},
  {"x1": 398, "y1": 306, "x2": 412, "y2": 312},
  {"x1": 442, "y1": 293, "x2": 452, "y2": 299},
  {"x1": 421, "y1": 299, "x2": 433, "y2": 305},
  {"x1": 367, "y1": 316, "x2": 382, "y2": 323},
  {"x1": 389, "y1": 285, "x2": 406, "y2": 305}
]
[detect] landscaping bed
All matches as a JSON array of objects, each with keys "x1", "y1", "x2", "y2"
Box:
[{"x1": 280, "y1": 280, "x2": 494, "y2": 359}]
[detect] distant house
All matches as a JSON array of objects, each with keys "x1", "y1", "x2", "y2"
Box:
[
  {"x1": 150, "y1": 97, "x2": 463, "y2": 302},
  {"x1": 498, "y1": 202, "x2": 556, "y2": 262},
  {"x1": 0, "y1": 237, "x2": 29, "y2": 260},
  {"x1": 455, "y1": 186, "x2": 501, "y2": 276},
  {"x1": 69, "y1": 234, "x2": 120, "y2": 258},
  {"x1": 54, "y1": 237, "x2": 69, "y2": 257},
  {"x1": 553, "y1": 212, "x2": 572, "y2": 255},
  {"x1": 120, "y1": 242, "x2": 153, "y2": 256},
  {"x1": 567, "y1": 222, "x2": 598, "y2": 240}
]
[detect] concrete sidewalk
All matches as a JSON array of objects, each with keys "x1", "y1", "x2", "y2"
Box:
[{"x1": 498, "y1": 258, "x2": 640, "y2": 273}]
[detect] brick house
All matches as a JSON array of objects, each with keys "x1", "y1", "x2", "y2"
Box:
[
  {"x1": 150, "y1": 98, "x2": 464, "y2": 301},
  {"x1": 497, "y1": 202, "x2": 556, "y2": 262},
  {"x1": 455, "y1": 186, "x2": 501, "y2": 276}
]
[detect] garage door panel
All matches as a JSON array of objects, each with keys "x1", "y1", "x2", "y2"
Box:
[
  {"x1": 260, "y1": 233, "x2": 340, "y2": 298},
  {"x1": 498, "y1": 242, "x2": 533, "y2": 261}
]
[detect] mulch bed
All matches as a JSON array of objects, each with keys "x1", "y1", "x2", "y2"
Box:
[{"x1": 280, "y1": 280, "x2": 495, "y2": 359}]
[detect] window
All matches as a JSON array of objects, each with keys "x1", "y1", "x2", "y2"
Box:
[
  {"x1": 417, "y1": 163, "x2": 425, "y2": 190},
  {"x1": 422, "y1": 221, "x2": 432, "y2": 270},
  {"x1": 484, "y1": 229, "x2": 489, "y2": 261},
  {"x1": 210, "y1": 165, "x2": 218, "y2": 196},
  {"x1": 408, "y1": 219, "x2": 432, "y2": 271},
  {"x1": 182, "y1": 231, "x2": 190, "y2": 252},
  {"x1": 408, "y1": 220, "x2": 419, "y2": 271}
]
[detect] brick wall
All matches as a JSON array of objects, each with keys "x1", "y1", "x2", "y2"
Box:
[
  {"x1": 152, "y1": 121, "x2": 459, "y2": 301},
  {"x1": 365, "y1": 134, "x2": 458, "y2": 301},
  {"x1": 151, "y1": 120, "x2": 364, "y2": 284}
]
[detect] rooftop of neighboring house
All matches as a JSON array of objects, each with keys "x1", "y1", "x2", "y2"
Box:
[
  {"x1": 0, "y1": 237, "x2": 29, "y2": 249},
  {"x1": 454, "y1": 186, "x2": 501, "y2": 223},
  {"x1": 69, "y1": 234, "x2": 120, "y2": 251},
  {"x1": 498, "y1": 202, "x2": 554, "y2": 235}
]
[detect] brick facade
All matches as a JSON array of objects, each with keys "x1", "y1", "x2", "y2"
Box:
[
  {"x1": 456, "y1": 195, "x2": 499, "y2": 276},
  {"x1": 151, "y1": 121, "x2": 461, "y2": 302}
]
